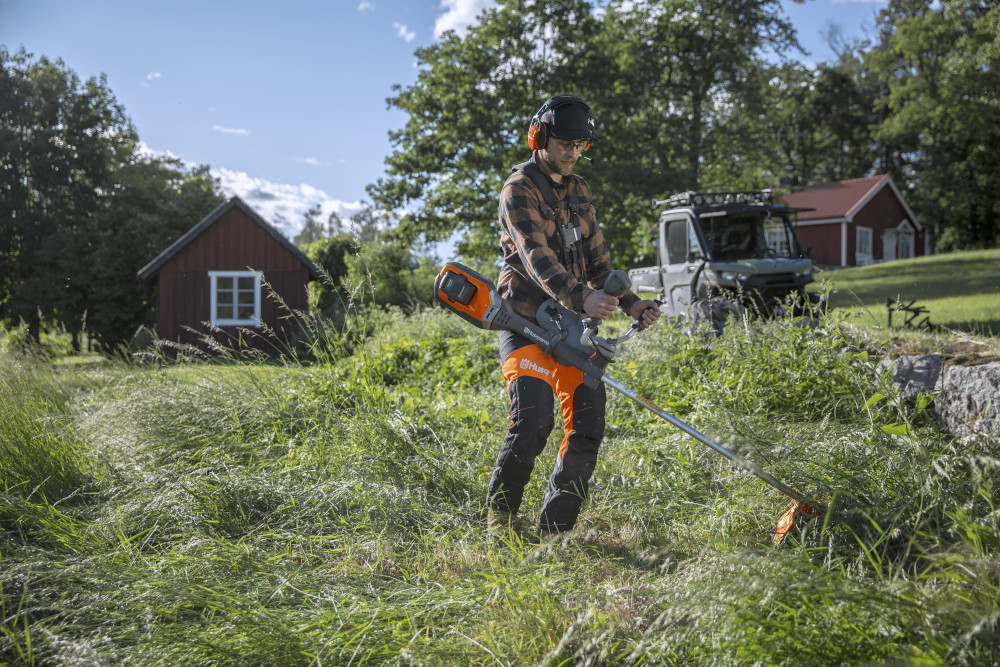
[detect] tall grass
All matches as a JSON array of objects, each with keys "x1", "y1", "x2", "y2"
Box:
[{"x1": 1, "y1": 304, "x2": 998, "y2": 665}]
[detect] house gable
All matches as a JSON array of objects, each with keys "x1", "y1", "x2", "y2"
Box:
[
  {"x1": 136, "y1": 197, "x2": 322, "y2": 354},
  {"x1": 138, "y1": 196, "x2": 321, "y2": 282},
  {"x1": 847, "y1": 177, "x2": 921, "y2": 232},
  {"x1": 782, "y1": 175, "x2": 927, "y2": 268}
]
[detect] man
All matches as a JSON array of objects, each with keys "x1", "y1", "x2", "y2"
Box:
[{"x1": 487, "y1": 94, "x2": 660, "y2": 540}]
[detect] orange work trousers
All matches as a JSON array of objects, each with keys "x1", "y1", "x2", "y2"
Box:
[{"x1": 486, "y1": 331, "x2": 606, "y2": 533}]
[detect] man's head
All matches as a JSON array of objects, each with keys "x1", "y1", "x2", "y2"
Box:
[
  {"x1": 528, "y1": 94, "x2": 595, "y2": 151},
  {"x1": 529, "y1": 95, "x2": 594, "y2": 180}
]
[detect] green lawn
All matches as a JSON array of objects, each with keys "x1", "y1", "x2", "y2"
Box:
[{"x1": 822, "y1": 248, "x2": 1000, "y2": 336}]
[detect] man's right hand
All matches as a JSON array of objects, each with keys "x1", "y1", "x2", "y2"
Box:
[{"x1": 583, "y1": 289, "x2": 618, "y2": 319}]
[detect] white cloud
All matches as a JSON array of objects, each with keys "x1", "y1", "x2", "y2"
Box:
[
  {"x1": 141, "y1": 71, "x2": 162, "y2": 88},
  {"x1": 212, "y1": 125, "x2": 251, "y2": 136},
  {"x1": 213, "y1": 167, "x2": 366, "y2": 238},
  {"x1": 299, "y1": 157, "x2": 329, "y2": 167},
  {"x1": 434, "y1": 0, "x2": 496, "y2": 39},
  {"x1": 393, "y1": 21, "x2": 416, "y2": 42},
  {"x1": 358, "y1": 1, "x2": 375, "y2": 12},
  {"x1": 136, "y1": 143, "x2": 365, "y2": 239},
  {"x1": 136, "y1": 140, "x2": 181, "y2": 162}
]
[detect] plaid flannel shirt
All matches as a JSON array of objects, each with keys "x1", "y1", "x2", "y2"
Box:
[{"x1": 498, "y1": 159, "x2": 638, "y2": 321}]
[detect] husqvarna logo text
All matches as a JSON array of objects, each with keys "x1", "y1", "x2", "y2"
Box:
[{"x1": 520, "y1": 357, "x2": 551, "y2": 378}]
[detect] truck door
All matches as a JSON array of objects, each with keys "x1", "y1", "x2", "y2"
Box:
[{"x1": 659, "y1": 214, "x2": 704, "y2": 316}]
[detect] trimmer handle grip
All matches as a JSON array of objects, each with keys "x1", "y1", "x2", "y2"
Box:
[
  {"x1": 631, "y1": 298, "x2": 664, "y2": 333},
  {"x1": 580, "y1": 271, "x2": 632, "y2": 349},
  {"x1": 603, "y1": 270, "x2": 631, "y2": 298}
]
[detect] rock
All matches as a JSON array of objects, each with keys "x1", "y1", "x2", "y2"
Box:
[
  {"x1": 881, "y1": 355, "x2": 1000, "y2": 436},
  {"x1": 935, "y1": 361, "x2": 1000, "y2": 436},
  {"x1": 882, "y1": 354, "x2": 944, "y2": 404}
]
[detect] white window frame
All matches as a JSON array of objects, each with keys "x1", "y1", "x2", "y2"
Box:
[
  {"x1": 856, "y1": 226, "x2": 873, "y2": 265},
  {"x1": 209, "y1": 270, "x2": 262, "y2": 327},
  {"x1": 897, "y1": 230, "x2": 914, "y2": 259},
  {"x1": 765, "y1": 224, "x2": 790, "y2": 255}
]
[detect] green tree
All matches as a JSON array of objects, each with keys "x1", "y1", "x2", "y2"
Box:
[
  {"x1": 0, "y1": 47, "x2": 137, "y2": 342},
  {"x1": 601, "y1": 0, "x2": 798, "y2": 190},
  {"x1": 869, "y1": 0, "x2": 1000, "y2": 249},
  {"x1": 762, "y1": 59, "x2": 878, "y2": 186},
  {"x1": 293, "y1": 204, "x2": 345, "y2": 249},
  {"x1": 293, "y1": 204, "x2": 326, "y2": 248},
  {"x1": 304, "y1": 233, "x2": 358, "y2": 325},
  {"x1": 349, "y1": 204, "x2": 386, "y2": 246},
  {"x1": 369, "y1": 0, "x2": 802, "y2": 266},
  {"x1": 346, "y1": 238, "x2": 438, "y2": 311},
  {"x1": 86, "y1": 158, "x2": 225, "y2": 350},
  {"x1": 368, "y1": 0, "x2": 611, "y2": 261}
]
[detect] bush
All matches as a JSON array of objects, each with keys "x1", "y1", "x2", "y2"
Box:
[
  {"x1": 0, "y1": 320, "x2": 75, "y2": 358},
  {"x1": 346, "y1": 241, "x2": 438, "y2": 311}
]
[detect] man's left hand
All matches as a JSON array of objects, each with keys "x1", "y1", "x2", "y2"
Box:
[{"x1": 628, "y1": 299, "x2": 661, "y2": 328}]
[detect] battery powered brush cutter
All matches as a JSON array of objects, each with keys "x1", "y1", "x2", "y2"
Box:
[{"x1": 434, "y1": 262, "x2": 821, "y2": 544}]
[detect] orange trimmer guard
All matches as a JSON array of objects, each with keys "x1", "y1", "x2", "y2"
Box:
[{"x1": 773, "y1": 500, "x2": 820, "y2": 546}]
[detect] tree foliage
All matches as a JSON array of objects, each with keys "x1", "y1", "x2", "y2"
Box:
[
  {"x1": 370, "y1": 0, "x2": 607, "y2": 260},
  {"x1": 371, "y1": 0, "x2": 999, "y2": 260},
  {"x1": 0, "y1": 48, "x2": 225, "y2": 349},
  {"x1": 304, "y1": 233, "x2": 358, "y2": 324},
  {"x1": 869, "y1": 0, "x2": 1000, "y2": 249},
  {"x1": 369, "y1": 0, "x2": 801, "y2": 266},
  {"x1": 293, "y1": 204, "x2": 345, "y2": 249},
  {"x1": 763, "y1": 60, "x2": 878, "y2": 186},
  {"x1": 88, "y1": 158, "x2": 225, "y2": 348},
  {"x1": 0, "y1": 47, "x2": 136, "y2": 341}
]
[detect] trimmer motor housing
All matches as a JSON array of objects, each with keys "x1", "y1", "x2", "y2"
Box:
[{"x1": 434, "y1": 262, "x2": 612, "y2": 387}]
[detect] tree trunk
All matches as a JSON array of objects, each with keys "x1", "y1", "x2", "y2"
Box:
[
  {"x1": 688, "y1": 94, "x2": 703, "y2": 190},
  {"x1": 27, "y1": 312, "x2": 40, "y2": 345}
]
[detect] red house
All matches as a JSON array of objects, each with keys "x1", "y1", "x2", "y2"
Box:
[
  {"x1": 781, "y1": 175, "x2": 932, "y2": 268},
  {"x1": 138, "y1": 196, "x2": 321, "y2": 354}
]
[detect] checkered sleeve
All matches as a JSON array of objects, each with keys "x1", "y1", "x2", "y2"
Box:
[{"x1": 576, "y1": 184, "x2": 640, "y2": 315}]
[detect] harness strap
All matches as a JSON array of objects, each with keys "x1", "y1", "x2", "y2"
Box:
[{"x1": 512, "y1": 160, "x2": 586, "y2": 278}]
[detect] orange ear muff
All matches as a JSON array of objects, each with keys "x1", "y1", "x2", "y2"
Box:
[{"x1": 527, "y1": 121, "x2": 546, "y2": 151}]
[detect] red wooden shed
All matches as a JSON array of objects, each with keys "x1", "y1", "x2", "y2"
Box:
[
  {"x1": 781, "y1": 175, "x2": 933, "y2": 269},
  {"x1": 137, "y1": 196, "x2": 321, "y2": 355}
]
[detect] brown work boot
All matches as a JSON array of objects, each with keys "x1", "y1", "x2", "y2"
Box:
[
  {"x1": 488, "y1": 510, "x2": 542, "y2": 544},
  {"x1": 487, "y1": 509, "x2": 514, "y2": 531},
  {"x1": 538, "y1": 528, "x2": 563, "y2": 545}
]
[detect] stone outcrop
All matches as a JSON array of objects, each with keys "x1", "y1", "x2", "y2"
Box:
[
  {"x1": 883, "y1": 355, "x2": 1000, "y2": 436},
  {"x1": 935, "y1": 361, "x2": 1000, "y2": 435}
]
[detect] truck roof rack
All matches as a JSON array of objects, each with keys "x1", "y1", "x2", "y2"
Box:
[{"x1": 653, "y1": 190, "x2": 773, "y2": 208}]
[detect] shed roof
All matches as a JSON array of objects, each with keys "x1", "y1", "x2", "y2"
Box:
[
  {"x1": 781, "y1": 174, "x2": 921, "y2": 230},
  {"x1": 781, "y1": 175, "x2": 886, "y2": 220},
  {"x1": 137, "y1": 196, "x2": 322, "y2": 282}
]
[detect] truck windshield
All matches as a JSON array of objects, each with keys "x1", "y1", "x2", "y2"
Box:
[{"x1": 700, "y1": 213, "x2": 796, "y2": 261}]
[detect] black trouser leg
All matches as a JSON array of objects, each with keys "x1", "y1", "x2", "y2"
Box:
[
  {"x1": 486, "y1": 375, "x2": 553, "y2": 516},
  {"x1": 539, "y1": 379, "x2": 606, "y2": 533},
  {"x1": 488, "y1": 332, "x2": 607, "y2": 532}
]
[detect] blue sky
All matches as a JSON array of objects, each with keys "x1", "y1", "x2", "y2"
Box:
[{"x1": 1, "y1": 0, "x2": 886, "y2": 238}]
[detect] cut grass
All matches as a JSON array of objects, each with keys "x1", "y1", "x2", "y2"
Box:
[{"x1": 2, "y1": 306, "x2": 998, "y2": 665}]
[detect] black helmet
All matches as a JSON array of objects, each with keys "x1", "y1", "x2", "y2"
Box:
[{"x1": 528, "y1": 94, "x2": 595, "y2": 150}]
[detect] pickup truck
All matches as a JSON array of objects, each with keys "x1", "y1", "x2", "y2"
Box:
[{"x1": 628, "y1": 190, "x2": 817, "y2": 331}]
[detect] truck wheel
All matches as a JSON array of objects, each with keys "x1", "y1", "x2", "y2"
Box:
[
  {"x1": 690, "y1": 297, "x2": 743, "y2": 335},
  {"x1": 791, "y1": 292, "x2": 827, "y2": 318}
]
